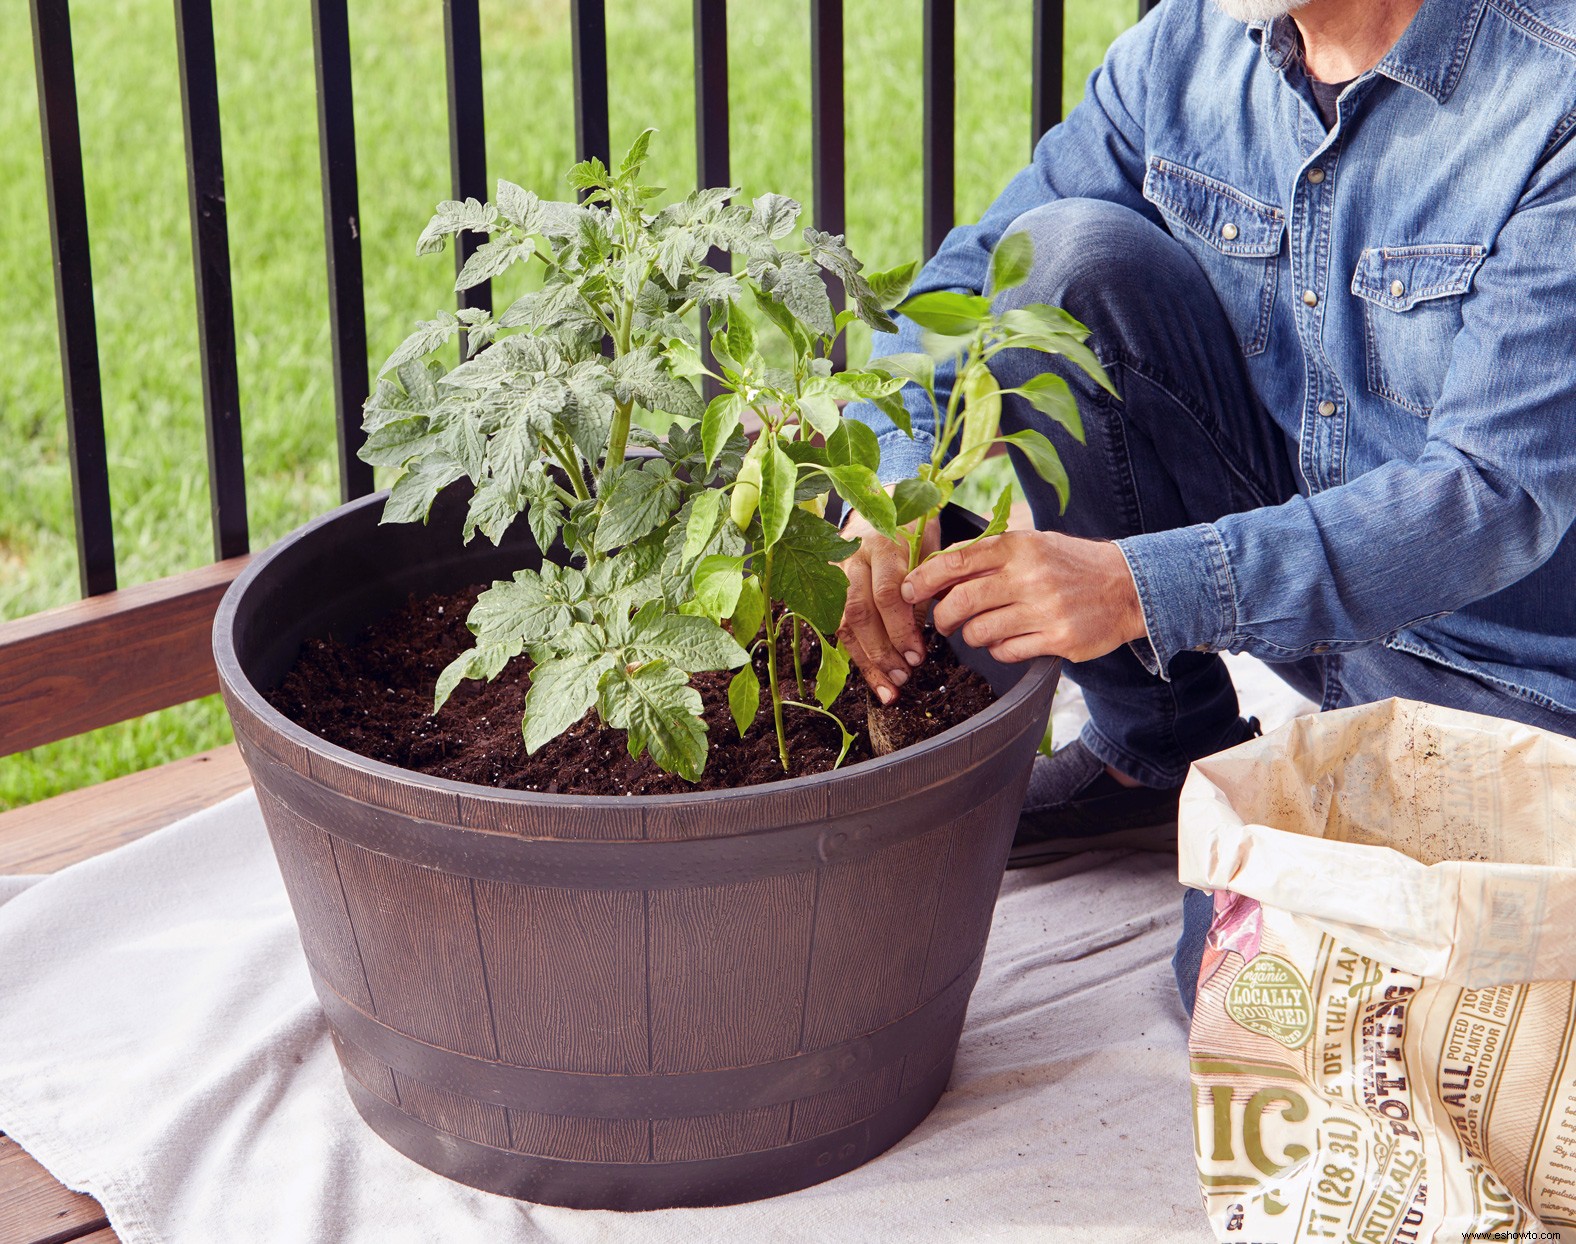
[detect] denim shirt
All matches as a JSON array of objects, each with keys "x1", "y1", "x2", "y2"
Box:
[{"x1": 849, "y1": 0, "x2": 1576, "y2": 715}]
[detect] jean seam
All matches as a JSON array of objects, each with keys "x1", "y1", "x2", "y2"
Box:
[
  {"x1": 1080, "y1": 720, "x2": 1189, "y2": 789},
  {"x1": 1096, "y1": 344, "x2": 1287, "y2": 511}
]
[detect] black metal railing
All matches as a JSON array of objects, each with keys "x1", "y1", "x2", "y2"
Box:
[{"x1": 27, "y1": 0, "x2": 1158, "y2": 603}]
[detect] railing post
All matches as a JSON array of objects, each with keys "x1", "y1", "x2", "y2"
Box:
[
  {"x1": 174, "y1": 0, "x2": 249, "y2": 561},
  {"x1": 30, "y1": 0, "x2": 115, "y2": 596},
  {"x1": 311, "y1": 0, "x2": 373, "y2": 502},
  {"x1": 444, "y1": 0, "x2": 490, "y2": 358},
  {"x1": 571, "y1": 0, "x2": 611, "y2": 169},
  {"x1": 922, "y1": 0, "x2": 956, "y2": 260},
  {"x1": 1032, "y1": 0, "x2": 1065, "y2": 153}
]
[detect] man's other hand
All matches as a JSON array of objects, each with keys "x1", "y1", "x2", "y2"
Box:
[
  {"x1": 837, "y1": 510, "x2": 940, "y2": 705},
  {"x1": 900, "y1": 530, "x2": 1147, "y2": 664}
]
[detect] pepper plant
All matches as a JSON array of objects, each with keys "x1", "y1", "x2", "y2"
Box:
[
  {"x1": 358, "y1": 130, "x2": 925, "y2": 780},
  {"x1": 869, "y1": 231, "x2": 1117, "y2": 569}
]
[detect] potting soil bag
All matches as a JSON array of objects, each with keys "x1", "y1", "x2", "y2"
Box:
[{"x1": 1177, "y1": 697, "x2": 1576, "y2": 1243}]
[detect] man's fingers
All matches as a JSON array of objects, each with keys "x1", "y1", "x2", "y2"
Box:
[
  {"x1": 837, "y1": 558, "x2": 904, "y2": 704},
  {"x1": 870, "y1": 553, "x2": 926, "y2": 668},
  {"x1": 931, "y1": 575, "x2": 1017, "y2": 637},
  {"x1": 900, "y1": 538, "x2": 1010, "y2": 605},
  {"x1": 959, "y1": 603, "x2": 1037, "y2": 652}
]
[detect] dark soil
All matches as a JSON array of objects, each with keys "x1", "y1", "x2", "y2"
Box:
[{"x1": 266, "y1": 586, "x2": 997, "y2": 796}]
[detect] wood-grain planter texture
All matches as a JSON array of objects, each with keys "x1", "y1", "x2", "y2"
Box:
[{"x1": 213, "y1": 487, "x2": 1059, "y2": 1209}]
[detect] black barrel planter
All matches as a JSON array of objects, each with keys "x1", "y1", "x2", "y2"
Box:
[{"x1": 213, "y1": 485, "x2": 1059, "y2": 1210}]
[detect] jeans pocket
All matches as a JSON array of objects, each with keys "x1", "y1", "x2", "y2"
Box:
[
  {"x1": 1142, "y1": 156, "x2": 1284, "y2": 358},
  {"x1": 1351, "y1": 244, "x2": 1485, "y2": 417}
]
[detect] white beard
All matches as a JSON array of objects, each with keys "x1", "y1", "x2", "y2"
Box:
[{"x1": 1211, "y1": 0, "x2": 1305, "y2": 22}]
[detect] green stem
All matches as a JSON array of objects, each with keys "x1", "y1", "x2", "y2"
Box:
[
  {"x1": 763, "y1": 549, "x2": 790, "y2": 772},
  {"x1": 791, "y1": 617, "x2": 805, "y2": 699},
  {"x1": 601, "y1": 397, "x2": 634, "y2": 493},
  {"x1": 549, "y1": 434, "x2": 590, "y2": 501}
]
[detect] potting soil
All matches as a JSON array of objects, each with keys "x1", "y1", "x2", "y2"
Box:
[{"x1": 266, "y1": 587, "x2": 996, "y2": 795}]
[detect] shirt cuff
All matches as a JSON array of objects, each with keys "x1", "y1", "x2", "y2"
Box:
[
  {"x1": 875, "y1": 430, "x2": 935, "y2": 486},
  {"x1": 1115, "y1": 523, "x2": 1238, "y2": 679}
]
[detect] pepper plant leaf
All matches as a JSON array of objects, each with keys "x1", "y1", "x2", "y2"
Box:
[
  {"x1": 728, "y1": 663, "x2": 761, "y2": 736},
  {"x1": 896, "y1": 291, "x2": 992, "y2": 337},
  {"x1": 989, "y1": 231, "x2": 1035, "y2": 294},
  {"x1": 814, "y1": 637, "x2": 851, "y2": 710},
  {"x1": 893, "y1": 477, "x2": 945, "y2": 526},
  {"x1": 758, "y1": 438, "x2": 798, "y2": 549},
  {"x1": 1001, "y1": 428, "x2": 1070, "y2": 514},
  {"x1": 692, "y1": 554, "x2": 745, "y2": 622},
  {"x1": 1010, "y1": 373, "x2": 1085, "y2": 443},
  {"x1": 826, "y1": 464, "x2": 897, "y2": 542},
  {"x1": 772, "y1": 507, "x2": 859, "y2": 636}
]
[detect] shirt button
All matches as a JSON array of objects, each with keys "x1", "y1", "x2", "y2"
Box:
[
  {"x1": 1390, "y1": 279, "x2": 1406, "y2": 297},
  {"x1": 1302, "y1": 289, "x2": 1319, "y2": 307},
  {"x1": 1220, "y1": 222, "x2": 1239, "y2": 240},
  {"x1": 1318, "y1": 399, "x2": 1336, "y2": 416},
  {"x1": 1307, "y1": 168, "x2": 1326, "y2": 184}
]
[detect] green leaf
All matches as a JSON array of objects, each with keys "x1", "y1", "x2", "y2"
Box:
[
  {"x1": 893, "y1": 477, "x2": 944, "y2": 526},
  {"x1": 597, "y1": 661, "x2": 708, "y2": 781},
  {"x1": 814, "y1": 638, "x2": 851, "y2": 710},
  {"x1": 826, "y1": 419, "x2": 880, "y2": 472},
  {"x1": 870, "y1": 351, "x2": 935, "y2": 394},
  {"x1": 1001, "y1": 428, "x2": 1070, "y2": 514},
  {"x1": 1001, "y1": 305, "x2": 1118, "y2": 397},
  {"x1": 798, "y1": 392, "x2": 842, "y2": 438},
  {"x1": 773, "y1": 507, "x2": 859, "y2": 635},
  {"x1": 379, "y1": 313, "x2": 460, "y2": 375},
  {"x1": 730, "y1": 573, "x2": 766, "y2": 646},
  {"x1": 867, "y1": 260, "x2": 920, "y2": 310},
  {"x1": 567, "y1": 156, "x2": 610, "y2": 192},
  {"x1": 359, "y1": 415, "x2": 441, "y2": 468},
  {"x1": 989, "y1": 231, "x2": 1035, "y2": 294},
  {"x1": 470, "y1": 565, "x2": 582, "y2": 647},
  {"x1": 981, "y1": 483, "x2": 1015, "y2": 537},
  {"x1": 943, "y1": 361, "x2": 1001, "y2": 481},
  {"x1": 455, "y1": 236, "x2": 533, "y2": 291},
  {"x1": 495, "y1": 180, "x2": 543, "y2": 232},
  {"x1": 432, "y1": 641, "x2": 518, "y2": 713},
  {"x1": 522, "y1": 468, "x2": 566, "y2": 551},
  {"x1": 750, "y1": 192, "x2": 800, "y2": 240},
  {"x1": 618, "y1": 127, "x2": 656, "y2": 178},
  {"x1": 896, "y1": 290, "x2": 992, "y2": 336},
  {"x1": 827, "y1": 464, "x2": 897, "y2": 542},
  {"x1": 701, "y1": 392, "x2": 743, "y2": 471},
  {"x1": 725, "y1": 304, "x2": 757, "y2": 368},
  {"x1": 611, "y1": 345, "x2": 705, "y2": 420},
  {"x1": 381, "y1": 456, "x2": 463, "y2": 525},
  {"x1": 1010, "y1": 373, "x2": 1085, "y2": 443},
  {"x1": 463, "y1": 478, "x2": 521, "y2": 545},
  {"x1": 758, "y1": 253, "x2": 835, "y2": 337},
  {"x1": 872, "y1": 391, "x2": 913, "y2": 438},
  {"x1": 519, "y1": 651, "x2": 615, "y2": 753},
  {"x1": 595, "y1": 460, "x2": 685, "y2": 552},
  {"x1": 629, "y1": 605, "x2": 750, "y2": 672},
  {"x1": 728, "y1": 663, "x2": 761, "y2": 736},
  {"x1": 758, "y1": 438, "x2": 798, "y2": 549},
  {"x1": 683, "y1": 488, "x2": 722, "y2": 564},
  {"x1": 804, "y1": 227, "x2": 898, "y2": 334},
  {"x1": 416, "y1": 198, "x2": 499, "y2": 255},
  {"x1": 692, "y1": 554, "x2": 745, "y2": 622}
]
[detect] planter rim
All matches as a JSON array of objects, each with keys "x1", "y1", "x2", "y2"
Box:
[{"x1": 214, "y1": 489, "x2": 1056, "y2": 813}]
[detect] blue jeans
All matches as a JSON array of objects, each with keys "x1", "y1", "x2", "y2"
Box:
[{"x1": 992, "y1": 198, "x2": 1576, "y2": 1015}]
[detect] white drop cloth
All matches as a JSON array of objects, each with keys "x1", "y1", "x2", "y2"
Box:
[{"x1": 0, "y1": 656, "x2": 1313, "y2": 1244}]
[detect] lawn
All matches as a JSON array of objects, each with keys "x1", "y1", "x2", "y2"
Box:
[{"x1": 0, "y1": 0, "x2": 1133, "y2": 810}]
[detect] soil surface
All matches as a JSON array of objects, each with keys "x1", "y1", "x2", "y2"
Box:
[{"x1": 267, "y1": 586, "x2": 997, "y2": 795}]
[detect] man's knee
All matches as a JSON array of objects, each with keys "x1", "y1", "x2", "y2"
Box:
[{"x1": 995, "y1": 198, "x2": 1174, "y2": 315}]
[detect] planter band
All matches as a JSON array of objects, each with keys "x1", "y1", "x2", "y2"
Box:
[
  {"x1": 312, "y1": 950, "x2": 982, "y2": 1119},
  {"x1": 251, "y1": 742, "x2": 1008, "y2": 890},
  {"x1": 343, "y1": 1053, "x2": 956, "y2": 1210}
]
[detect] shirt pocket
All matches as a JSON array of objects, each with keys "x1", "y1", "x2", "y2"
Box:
[
  {"x1": 1142, "y1": 156, "x2": 1284, "y2": 357},
  {"x1": 1350, "y1": 244, "x2": 1485, "y2": 417}
]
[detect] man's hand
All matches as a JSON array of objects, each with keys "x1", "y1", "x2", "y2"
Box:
[
  {"x1": 837, "y1": 511, "x2": 941, "y2": 705},
  {"x1": 900, "y1": 530, "x2": 1148, "y2": 664}
]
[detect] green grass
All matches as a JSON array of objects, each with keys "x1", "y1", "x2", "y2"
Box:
[{"x1": 0, "y1": 0, "x2": 1132, "y2": 810}]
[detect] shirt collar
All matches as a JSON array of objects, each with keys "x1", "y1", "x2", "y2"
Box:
[{"x1": 1247, "y1": 0, "x2": 1484, "y2": 103}]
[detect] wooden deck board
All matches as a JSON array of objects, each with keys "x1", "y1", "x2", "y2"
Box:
[
  {"x1": 0, "y1": 744, "x2": 250, "y2": 874},
  {"x1": 0, "y1": 746, "x2": 252, "y2": 1242}
]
